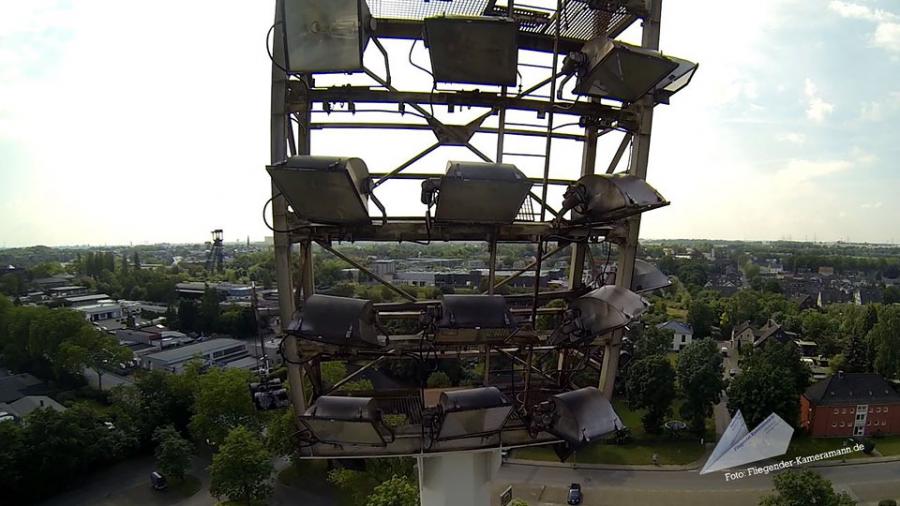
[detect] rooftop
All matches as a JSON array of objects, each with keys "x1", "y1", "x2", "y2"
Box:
[
  {"x1": 804, "y1": 373, "x2": 900, "y2": 406},
  {"x1": 657, "y1": 320, "x2": 693, "y2": 334},
  {"x1": 144, "y1": 338, "x2": 246, "y2": 363}
]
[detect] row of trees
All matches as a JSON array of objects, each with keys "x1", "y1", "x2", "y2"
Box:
[
  {"x1": 166, "y1": 286, "x2": 258, "y2": 337},
  {"x1": 0, "y1": 298, "x2": 131, "y2": 389},
  {"x1": 624, "y1": 337, "x2": 725, "y2": 434}
]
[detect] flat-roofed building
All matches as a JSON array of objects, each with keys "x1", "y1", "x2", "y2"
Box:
[
  {"x1": 49, "y1": 285, "x2": 89, "y2": 298},
  {"x1": 63, "y1": 293, "x2": 112, "y2": 307},
  {"x1": 75, "y1": 302, "x2": 123, "y2": 323},
  {"x1": 141, "y1": 338, "x2": 248, "y2": 373}
]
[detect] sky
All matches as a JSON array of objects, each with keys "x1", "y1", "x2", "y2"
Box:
[{"x1": 0, "y1": 0, "x2": 898, "y2": 248}]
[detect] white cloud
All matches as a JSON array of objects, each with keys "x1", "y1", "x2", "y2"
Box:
[
  {"x1": 775, "y1": 158, "x2": 853, "y2": 184},
  {"x1": 859, "y1": 91, "x2": 900, "y2": 121},
  {"x1": 777, "y1": 132, "x2": 807, "y2": 144},
  {"x1": 873, "y1": 21, "x2": 900, "y2": 53},
  {"x1": 828, "y1": 1, "x2": 900, "y2": 54},
  {"x1": 804, "y1": 78, "x2": 834, "y2": 123},
  {"x1": 861, "y1": 201, "x2": 884, "y2": 209},
  {"x1": 828, "y1": 1, "x2": 895, "y2": 22}
]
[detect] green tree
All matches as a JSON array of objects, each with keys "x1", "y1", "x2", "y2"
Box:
[
  {"x1": 728, "y1": 343, "x2": 809, "y2": 428},
  {"x1": 198, "y1": 285, "x2": 220, "y2": 334},
  {"x1": 625, "y1": 355, "x2": 676, "y2": 434},
  {"x1": 426, "y1": 371, "x2": 451, "y2": 388},
  {"x1": 759, "y1": 469, "x2": 855, "y2": 506},
  {"x1": 870, "y1": 306, "x2": 900, "y2": 379},
  {"x1": 190, "y1": 368, "x2": 257, "y2": 446},
  {"x1": 209, "y1": 426, "x2": 273, "y2": 505},
  {"x1": 843, "y1": 334, "x2": 869, "y2": 373},
  {"x1": 633, "y1": 323, "x2": 673, "y2": 358},
  {"x1": 153, "y1": 425, "x2": 194, "y2": 482},
  {"x1": 58, "y1": 326, "x2": 132, "y2": 389},
  {"x1": 688, "y1": 300, "x2": 716, "y2": 338},
  {"x1": 676, "y1": 339, "x2": 724, "y2": 433},
  {"x1": 177, "y1": 299, "x2": 198, "y2": 332},
  {"x1": 266, "y1": 409, "x2": 302, "y2": 463},
  {"x1": 367, "y1": 475, "x2": 419, "y2": 506}
]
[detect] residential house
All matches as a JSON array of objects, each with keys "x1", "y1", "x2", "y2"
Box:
[
  {"x1": 817, "y1": 289, "x2": 851, "y2": 308},
  {"x1": 657, "y1": 320, "x2": 693, "y2": 352},
  {"x1": 791, "y1": 294, "x2": 816, "y2": 311},
  {"x1": 731, "y1": 321, "x2": 757, "y2": 350},
  {"x1": 800, "y1": 372, "x2": 900, "y2": 437},
  {"x1": 0, "y1": 396, "x2": 67, "y2": 421},
  {"x1": 854, "y1": 287, "x2": 884, "y2": 306},
  {"x1": 753, "y1": 319, "x2": 796, "y2": 348}
]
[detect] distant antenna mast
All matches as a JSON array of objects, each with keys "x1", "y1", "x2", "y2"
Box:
[{"x1": 206, "y1": 229, "x2": 225, "y2": 272}]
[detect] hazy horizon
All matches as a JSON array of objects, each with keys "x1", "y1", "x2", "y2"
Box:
[{"x1": 2, "y1": 1, "x2": 898, "y2": 247}]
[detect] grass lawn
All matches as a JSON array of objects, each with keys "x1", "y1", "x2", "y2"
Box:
[
  {"x1": 512, "y1": 399, "x2": 712, "y2": 466},
  {"x1": 784, "y1": 435, "x2": 868, "y2": 461},
  {"x1": 170, "y1": 475, "x2": 202, "y2": 497},
  {"x1": 218, "y1": 501, "x2": 266, "y2": 506},
  {"x1": 666, "y1": 307, "x2": 689, "y2": 320},
  {"x1": 278, "y1": 459, "x2": 332, "y2": 494},
  {"x1": 872, "y1": 436, "x2": 900, "y2": 456}
]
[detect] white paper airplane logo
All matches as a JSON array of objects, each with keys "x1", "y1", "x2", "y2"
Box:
[{"x1": 700, "y1": 410, "x2": 794, "y2": 474}]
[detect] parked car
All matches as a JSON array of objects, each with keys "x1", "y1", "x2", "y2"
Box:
[
  {"x1": 567, "y1": 483, "x2": 582, "y2": 505},
  {"x1": 729, "y1": 368, "x2": 737, "y2": 377},
  {"x1": 150, "y1": 471, "x2": 167, "y2": 491},
  {"x1": 720, "y1": 347, "x2": 729, "y2": 357}
]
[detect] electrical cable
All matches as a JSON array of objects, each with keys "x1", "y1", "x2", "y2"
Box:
[{"x1": 262, "y1": 194, "x2": 306, "y2": 234}]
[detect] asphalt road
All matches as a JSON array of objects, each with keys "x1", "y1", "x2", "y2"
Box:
[{"x1": 494, "y1": 460, "x2": 900, "y2": 505}]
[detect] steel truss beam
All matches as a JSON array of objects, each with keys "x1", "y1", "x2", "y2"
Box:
[{"x1": 294, "y1": 87, "x2": 628, "y2": 122}]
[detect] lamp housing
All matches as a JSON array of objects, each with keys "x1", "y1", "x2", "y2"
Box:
[
  {"x1": 569, "y1": 37, "x2": 679, "y2": 102},
  {"x1": 424, "y1": 162, "x2": 532, "y2": 224},
  {"x1": 300, "y1": 396, "x2": 391, "y2": 446},
  {"x1": 287, "y1": 294, "x2": 381, "y2": 347},
  {"x1": 424, "y1": 16, "x2": 518, "y2": 86},
  {"x1": 268, "y1": 156, "x2": 371, "y2": 225},
  {"x1": 560, "y1": 173, "x2": 667, "y2": 223},
  {"x1": 653, "y1": 56, "x2": 699, "y2": 104},
  {"x1": 547, "y1": 386, "x2": 622, "y2": 446},
  {"x1": 550, "y1": 286, "x2": 649, "y2": 345},
  {"x1": 435, "y1": 386, "x2": 513, "y2": 440},
  {"x1": 282, "y1": 0, "x2": 371, "y2": 73},
  {"x1": 434, "y1": 294, "x2": 515, "y2": 344}
]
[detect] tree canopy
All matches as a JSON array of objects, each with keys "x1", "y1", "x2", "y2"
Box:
[{"x1": 209, "y1": 425, "x2": 273, "y2": 504}]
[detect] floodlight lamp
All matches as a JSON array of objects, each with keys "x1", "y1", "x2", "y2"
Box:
[
  {"x1": 533, "y1": 387, "x2": 622, "y2": 458},
  {"x1": 434, "y1": 294, "x2": 515, "y2": 344},
  {"x1": 423, "y1": 162, "x2": 533, "y2": 224},
  {"x1": 282, "y1": 0, "x2": 372, "y2": 73},
  {"x1": 600, "y1": 259, "x2": 671, "y2": 293},
  {"x1": 268, "y1": 156, "x2": 372, "y2": 225},
  {"x1": 558, "y1": 173, "x2": 667, "y2": 224},
  {"x1": 653, "y1": 56, "x2": 699, "y2": 104},
  {"x1": 435, "y1": 386, "x2": 513, "y2": 440},
  {"x1": 287, "y1": 294, "x2": 382, "y2": 347},
  {"x1": 424, "y1": 16, "x2": 519, "y2": 86},
  {"x1": 549, "y1": 286, "x2": 649, "y2": 345},
  {"x1": 250, "y1": 380, "x2": 291, "y2": 411},
  {"x1": 300, "y1": 396, "x2": 392, "y2": 446},
  {"x1": 565, "y1": 36, "x2": 679, "y2": 102}
]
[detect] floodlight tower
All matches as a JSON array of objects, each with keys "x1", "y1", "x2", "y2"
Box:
[
  {"x1": 266, "y1": 1, "x2": 694, "y2": 505},
  {"x1": 206, "y1": 229, "x2": 225, "y2": 272}
]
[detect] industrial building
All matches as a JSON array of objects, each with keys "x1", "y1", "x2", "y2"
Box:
[{"x1": 140, "y1": 338, "x2": 249, "y2": 373}]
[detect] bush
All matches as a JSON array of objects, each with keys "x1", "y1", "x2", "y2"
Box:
[
  {"x1": 878, "y1": 500, "x2": 896, "y2": 506},
  {"x1": 863, "y1": 438, "x2": 876, "y2": 455},
  {"x1": 426, "y1": 371, "x2": 451, "y2": 388}
]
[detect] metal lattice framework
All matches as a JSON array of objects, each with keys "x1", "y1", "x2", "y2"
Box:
[{"x1": 267, "y1": 0, "x2": 683, "y2": 460}]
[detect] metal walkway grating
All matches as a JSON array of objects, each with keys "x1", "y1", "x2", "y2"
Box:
[{"x1": 369, "y1": 0, "x2": 630, "y2": 40}]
